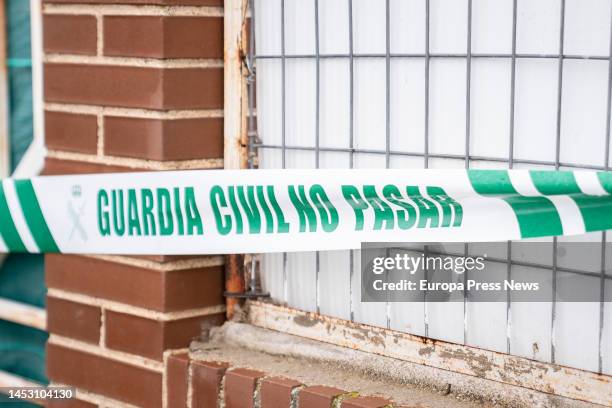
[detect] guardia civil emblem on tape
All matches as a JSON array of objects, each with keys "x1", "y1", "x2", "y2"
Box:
[{"x1": 0, "y1": 169, "x2": 611, "y2": 254}]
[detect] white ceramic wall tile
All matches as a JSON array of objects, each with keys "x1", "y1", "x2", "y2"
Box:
[
  {"x1": 261, "y1": 253, "x2": 286, "y2": 303},
  {"x1": 318, "y1": 250, "x2": 352, "y2": 320},
  {"x1": 354, "y1": 59, "x2": 387, "y2": 150},
  {"x1": 286, "y1": 60, "x2": 317, "y2": 147},
  {"x1": 320, "y1": 59, "x2": 351, "y2": 149},
  {"x1": 390, "y1": 59, "x2": 426, "y2": 154},
  {"x1": 286, "y1": 251, "x2": 318, "y2": 312},
  {"x1": 351, "y1": 249, "x2": 388, "y2": 327},
  {"x1": 284, "y1": 0, "x2": 316, "y2": 55},
  {"x1": 554, "y1": 273, "x2": 601, "y2": 372},
  {"x1": 465, "y1": 262, "x2": 508, "y2": 353},
  {"x1": 509, "y1": 266, "x2": 553, "y2": 363},
  {"x1": 352, "y1": 0, "x2": 387, "y2": 54},
  {"x1": 471, "y1": 0, "x2": 513, "y2": 54},
  {"x1": 470, "y1": 59, "x2": 511, "y2": 159},
  {"x1": 516, "y1": 0, "x2": 561, "y2": 55},
  {"x1": 513, "y1": 59, "x2": 559, "y2": 163},
  {"x1": 255, "y1": 0, "x2": 282, "y2": 55},
  {"x1": 602, "y1": 284, "x2": 612, "y2": 374},
  {"x1": 560, "y1": 60, "x2": 608, "y2": 168},
  {"x1": 318, "y1": 0, "x2": 350, "y2": 55},
  {"x1": 259, "y1": 148, "x2": 283, "y2": 169},
  {"x1": 564, "y1": 0, "x2": 610, "y2": 57},
  {"x1": 319, "y1": 151, "x2": 351, "y2": 168},
  {"x1": 256, "y1": 60, "x2": 283, "y2": 147},
  {"x1": 429, "y1": 0, "x2": 468, "y2": 54},
  {"x1": 429, "y1": 59, "x2": 467, "y2": 156},
  {"x1": 389, "y1": 0, "x2": 426, "y2": 54}
]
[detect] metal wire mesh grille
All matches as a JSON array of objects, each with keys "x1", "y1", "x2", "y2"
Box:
[{"x1": 248, "y1": 0, "x2": 612, "y2": 374}]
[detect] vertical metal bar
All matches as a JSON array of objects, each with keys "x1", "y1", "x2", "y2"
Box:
[
  {"x1": 551, "y1": 0, "x2": 566, "y2": 364},
  {"x1": 349, "y1": 0, "x2": 355, "y2": 322},
  {"x1": 506, "y1": 0, "x2": 518, "y2": 356},
  {"x1": 385, "y1": 0, "x2": 391, "y2": 169},
  {"x1": 424, "y1": 0, "x2": 431, "y2": 169},
  {"x1": 463, "y1": 0, "x2": 473, "y2": 345},
  {"x1": 465, "y1": 0, "x2": 472, "y2": 170},
  {"x1": 314, "y1": 0, "x2": 321, "y2": 314},
  {"x1": 423, "y1": 0, "x2": 431, "y2": 335},
  {"x1": 385, "y1": 0, "x2": 391, "y2": 329},
  {"x1": 598, "y1": 0, "x2": 612, "y2": 375},
  {"x1": 280, "y1": 0, "x2": 288, "y2": 304},
  {"x1": 281, "y1": 0, "x2": 287, "y2": 169}
]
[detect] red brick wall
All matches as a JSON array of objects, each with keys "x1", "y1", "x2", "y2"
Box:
[
  {"x1": 41, "y1": 0, "x2": 226, "y2": 406},
  {"x1": 165, "y1": 353, "x2": 396, "y2": 408}
]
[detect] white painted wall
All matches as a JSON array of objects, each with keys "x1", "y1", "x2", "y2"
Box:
[{"x1": 254, "y1": 0, "x2": 612, "y2": 375}]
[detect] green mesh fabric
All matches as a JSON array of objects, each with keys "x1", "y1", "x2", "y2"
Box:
[
  {"x1": 0, "y1": 0, "x2": 47, "y2": 388},
  {"x1": 0, "y1": 394, "x2": 39, "y2": 407},
  {"x1": 6, "y1": 0, "x2": 33, "y2": 172},
  {"x1": 0, "y1": 320, "x2": 47, "y2": 385},
  {"x1": 0, "y1": 255, "x2": 45, "y2": 308}
]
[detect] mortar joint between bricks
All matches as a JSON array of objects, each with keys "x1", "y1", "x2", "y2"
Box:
[
  {"x1": 289, "y1": 384, "x2": 305, "y2": 408},
  {"x1": 99, "y1": 306, "x2": 105, "y2": 347},
  {"x1": 42, "y1": 4, "x2": 224, "y2": 18},
  {"x1": 186, "y1": 359, "x2": 194, "y2": 408},
  {"x1": 218, "y1": 366, "x2": 227, "y2": 408},
  {"x1": 253, "y1": 375, "x2": 264, "y2": 408},
  {"x1": 332, "y1": 391, "x2": 360, "y2": 408}
]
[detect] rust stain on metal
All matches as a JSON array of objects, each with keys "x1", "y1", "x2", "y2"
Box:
[{"x1": 225, "y1": 254, "x2": 245, "y2": 319}]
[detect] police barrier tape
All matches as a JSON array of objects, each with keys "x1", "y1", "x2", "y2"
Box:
[{"x1": 0, "y1": 169, "x2": 612, "y2": 254}]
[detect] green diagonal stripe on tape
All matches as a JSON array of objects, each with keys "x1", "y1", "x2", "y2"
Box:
[
  {"x1": 597, "y1": 171, "x2": 612, "y2": 193},
  {"x1": 0, "y1": 184, "x2": 27, "y2": 252},
  {"x1": 530, "y1": 170, "x2": 612, "y2": 232},
  {"x1": 468, "y1": 170, "x2": 563, "y2": 238},
  {"x1": 14, "y1": 180, "x2": 59, "y2": 252}
]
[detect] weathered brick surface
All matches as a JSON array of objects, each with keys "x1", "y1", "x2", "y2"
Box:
[
  {"x1": 191, "y1": 361, "x2": 230, "y2": 408},
  {"x1": 166, "y1": 352, "x2": 189, "y2": 408},
  {"x1": 260, "y1": 377, "x2": 302, "y2": 408},
  {"x1": 47, "y1": 343, "x2": 163, "y2": 407},
  {"x1": 105, "y1": 310, "x2": 225, "y2": 360},
  {"x1": 298, "y1": 385, "x2": 347, "y2": 408},
  {"x1": 43, "y1": 15, "x2": 97, "y2": 55},
  {"x1": 224, "y1": 368, "x2": 266, "y2": 408},
  {"x1": 46, "y1": 255, "x2": 224, "y2": 312},
  {"x1": 46, "y1": 296, "x2": 101, "y2": 344},
  {"x1": 104, "y1": 116, "x2": 223, "y2": 160},
  {"x1": 45, "y1": 111, "x2": 98, "y2": 154},
  {"x1": 44, "y1": 64, "x2": 223, "y2": 109},
  {"x1": 104, "y1": 16, "x2": 223, "y2": 59}
]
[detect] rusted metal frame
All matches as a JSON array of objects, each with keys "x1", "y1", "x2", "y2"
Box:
[
  {"x1": 248, "y1": 300, "x2": 612, "y2": 407},
  {"x1": 223, "y1": 0, "x2": 250, "y2": 319}
]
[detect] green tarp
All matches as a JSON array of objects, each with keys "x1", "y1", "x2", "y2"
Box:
[{"x1": 1, "y1": 0, "x2": 48, "y2": 393}]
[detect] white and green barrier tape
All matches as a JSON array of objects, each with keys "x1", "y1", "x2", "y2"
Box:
[{"x1": 0, "y1": 169, "x2": 611, "y2": 254}]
